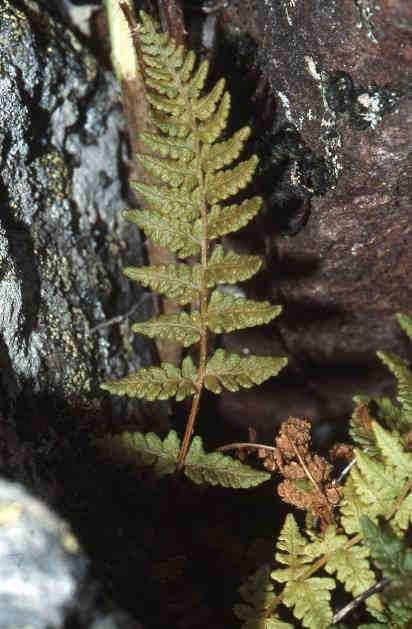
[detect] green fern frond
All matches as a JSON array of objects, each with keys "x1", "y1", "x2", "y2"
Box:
[
  {"x1": 98, "y1": 430, "x2": 180, "y2": 478},
  {"x1": 208, "y1": 197, "x2": 262, "y2": 239},
  {"x1": 102, "y1": 9, "x2": 286, "y2": 479},
  {"x1": 282, "y1": 578, "x2": 334, "y2": 629},
  {"x1": 149, "y1": 109, "x2": 191, "y2": 138},
  {"x1": 132, "y1": 312, "x2": 200, "y2": 347},
  {"x1": 377, "y1": 350, "x2": 412, "y2": 421},
  {"x1": 185, "y1": 436, "x2": 271, "y2": 488},
  {"x1": 202, "y1": 126, "x2": 251, "y2": 172},
  {"x1": 349, "y1": 397, "x2": 379, "y2": 455},
  {"x1": 393, "y1": 492, "x2": 412, "y2": 531},
  {"x1": 136, "y1": 153, "x2": 197, "y2": 189},
  {"x1": 204, "y1": 350, "x2": 287, "y2": 394},
  {"x1": 361, "y1": 516, "x2": 412, "y2": 579},
  {"x1": 125, "y1": 209, "x2": 200, "y2": 258},
  {"x1": 306, "y1": 527, "x2": 375, "y2": 597},
  {"x1": 206, "y1": 155, "x2": 259, "y2": 204},
  {"x1": 130, "y1": 182, "x2": 200, "y2": 220},
  {"x1": 100, "y1": 360, "x2": 196, "y2": 401},
  {"x1": 207, "y1": 291, "x2": 282, "y2": 334},
  {"x1": 234, "y1": 565, "x2": 290, "y2": 629},
  {"x1": 199, "y1": 91, "x2": 231, "y2": 143},
  {"x1": 206, "y1": 245, "x2": 262, "y2": 285},
  {"x1": 396, "y1": 312, "x2": 412, "y2": 341},
  {"x1": 98, "y1": 429, "x2": 270, "y2": 489},
  {"x1": 271, "y1": 514, "x2": 312, "y2": 583},
  {"x1": 123, "y1": 263, "x2": 198, "y2": 304},
  {"x1": 140, "y1": 130, "x2": 195, "y2": 162}
]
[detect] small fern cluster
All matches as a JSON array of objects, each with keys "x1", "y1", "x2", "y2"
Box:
[
  {"x1": 101, "y1": 10, "x2": 286, "y2": 478},
  {"x1": 235, "y1": 314, "x2": 412, "y2": 628}
]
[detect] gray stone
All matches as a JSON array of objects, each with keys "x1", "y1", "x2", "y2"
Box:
[
  {"x1": 0, "y1": 478, "x2": 86, "y2": 628},
  {"x1": 0, "y1": 0, "x2": 156, "y2": 423}
]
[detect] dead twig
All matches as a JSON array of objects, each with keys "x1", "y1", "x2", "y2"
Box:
[
  {"x1": 90, "y1": 293, "x2": 155, "y2": 332},
  {"x1": 332, "y1": 578, "x2": 390, "y2": 624}
]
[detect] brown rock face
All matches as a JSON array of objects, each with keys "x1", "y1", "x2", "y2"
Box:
[{"x1": 215, "y1": 0, "x2": 412, "y2": 435}]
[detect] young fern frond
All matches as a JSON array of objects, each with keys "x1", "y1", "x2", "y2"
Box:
[
  {"x1": 235, "y1": 314, "x2": 412, "y2": 628},
  {"x1": 101, "y1": 10, "x2": 286, "y2": 475}
]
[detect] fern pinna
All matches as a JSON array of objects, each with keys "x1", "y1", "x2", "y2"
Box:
[
  {"x1": 235, "y1": 314, "x2": 412, "y2": 628},
  {"x1": 101, "y1": 11, "x2": 286, "y2": 477}
]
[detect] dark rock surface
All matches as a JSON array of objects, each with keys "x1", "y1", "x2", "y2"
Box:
[
  {"x1": 0, "y1": 0, "x2": 159, "y2": 433},
  {"x1": 213, "y1": 0, "x2": 412, "y2": 435}
]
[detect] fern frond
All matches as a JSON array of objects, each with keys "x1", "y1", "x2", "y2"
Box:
[
  {"x1": 204, "y1": 350, "x2": 287, "y2": 394},
  {"x1": 103, "y1": 9, "x2": 286, "y2": 475},
  {"x1": 349, "y1": 397, "x2": 378, "y2": 454},
  {"x1": 149, "y1": 109, "x2": 191, "y2": 138},
  {"x1": 123, "y1": 263, "x2": 198, "y2": 304},
  {"x1": 234, "y1": 565, "x2": 291, "y2": 629},
  {"x1": 98, "y1": 429, "x2": 270, "y2": 489},
  {"x1": 271, "y1": 514, "x2": 312, "y2": 582},
  {"x1": 125, "y1": 209, "x2": 200, "y2": 258},
  {"x1": 101, "y1": 359, "x2": 197, "y2": 401},
  {"x1": 202, "y1": 126, "x2": 250, "y2": 172},
  {"x1": 393, "y1": 492, "x2": 412, "y2": 531},
  {"x1": 186, "y1": 58, "x2": 209, "y2": 96},
  {"x1": 208, "y1": 197, "x2": 262, "y2": 239},
  {"x1": 206, "y1": 155, "x2": 259, "y2": 204},
  {"x1": 341, "y1": 421, "x2": 412, "y2": 535},
  {"x1": 372, "y1": 421, "x2": 412, "y2": 478},
  {"x1": 396, "y1": 312, "x2": 412, "y2": 341},
  {"x1": 361, "y1": 516, "x2": 412, "y2": 579},
  {"x1": 185, "y1": 436, "x2": 271, "y2": 488},
  {"x1": 206, "y1": 245, "x2": 262, "y2": 286},
  {"x1": 306, "y1": 527, "x2": 375, "y2": 597},
  {"x1": 132, "y1": 312, "x2": 200, "y2": 348},
  {"x1": 131, "y1": 181, "x2": 199, "y2": 220},
  {"x1": 207, "y1": 291, "x2": 281, "y2": 334},
  {"x1": 98, "y1": 430, "x2": 180, "y2": 478},
  {"x1": 377, "y1": 350, "x2": 412, "y2": 420},
  {"x1": 139, "y1": 130, "x2": 195, "y2": 162},
  {"x1": 193, "y1": 78, "x2": 226, "y2": 120},
  {"x1": 199, "y1": 91, "x2": 231, "y2": 144},
  {"x1": 281, "y1": 579, "x2": 334, "y2": 629},
  {"x1": 137, "y1": 153, "x2": 196, "y2": 189}
]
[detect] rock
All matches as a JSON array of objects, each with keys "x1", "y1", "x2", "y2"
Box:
[
  {"x1": 0, "y1": 0, "x2": 160, "y2": 434},
  {"x1": 0, "y1": 477, "x2": 145, "y2": 629},
  {"x1": 0, "y1": 478, "x2": 86, "y2": 628},
  {"x1": 214, "y1": 0, "x2": 412, "y2": 432}
]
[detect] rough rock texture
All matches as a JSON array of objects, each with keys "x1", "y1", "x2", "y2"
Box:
[
  {"x1": 214, "y1": 0, "x2": 412, "y2": 434},
  {"x1": 0, "y1": 0, "x2": 160, "y2": 434}
]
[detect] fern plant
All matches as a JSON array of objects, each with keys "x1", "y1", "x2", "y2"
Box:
[
  {"x1": 235, "y1": 313, "x2": 412, "y2": 628},
  {"x1": 100, "y1": 10, "x2": 286, "y2": 484}
]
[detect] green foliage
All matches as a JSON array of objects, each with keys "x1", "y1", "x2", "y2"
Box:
[
  {"x1": 98, "y1": 430, "x2": 270, "y2": 489},
  {"x1": 101, "y1": 9, "x2": 286, "y2": 483},
  {"x1": 101, "y1": 357, "x2": 197, "y2": 401},
  {"x1": 236, "y1": 314, "x2": 412, "y2": 627},
  {"x1": 351, "y1": 311, "x2": 412, "y2": 438},
  {"x1": 204, "y1": 350, "x2": 287, "y2": 394}
]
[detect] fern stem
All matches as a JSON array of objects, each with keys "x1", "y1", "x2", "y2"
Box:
[{"x1": 174, "y1": 56, "x2": 209, "y2": 469}]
